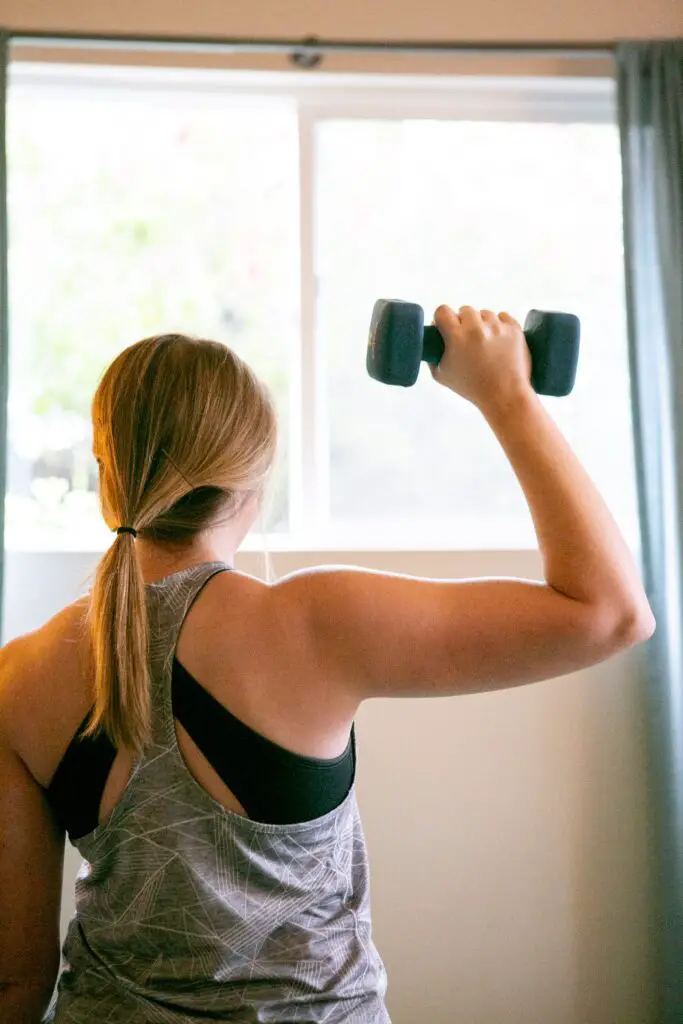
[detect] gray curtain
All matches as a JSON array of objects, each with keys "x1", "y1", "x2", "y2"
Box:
[{"x1": 617, "y1": 40, "x2": 683, "y2": 1023}]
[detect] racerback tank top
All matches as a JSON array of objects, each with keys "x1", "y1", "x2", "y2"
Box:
[{"x1": 45, "y1": 562, "x2": 390, "y2": 1023}]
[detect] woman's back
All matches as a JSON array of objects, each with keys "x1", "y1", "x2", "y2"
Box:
[
  {"x1": 5, "y1": 565, "x2": 360, "y2": 827},
  {"x1": 7, "y1": 562, "x2": 388, "y2": 1023}
]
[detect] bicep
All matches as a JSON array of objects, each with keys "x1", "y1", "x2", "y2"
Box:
[
  {"x1": 281, "y1": 568, "x2": 623, "y2": 699},
  {"x1": 0, "y1": 730, "x2": 64, "y2": 1009}
]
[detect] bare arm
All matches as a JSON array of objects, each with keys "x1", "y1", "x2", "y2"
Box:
[
  {"x1": 0, "y1": 733, "x2": 64, "y2": 1023},
  {"x1": 279, "y1": 566, "x2": 649, "y2": 701},
  {"x1": 431, "y1": 304, "x2": 653, "y2": 626},
  {"x1": 481, "y1": 387, "x2": 652, "y2": 619}
]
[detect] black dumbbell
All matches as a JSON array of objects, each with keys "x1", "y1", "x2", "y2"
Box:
[{"x1": 366, "y1": 299, "x2": 580, "y2": 396}]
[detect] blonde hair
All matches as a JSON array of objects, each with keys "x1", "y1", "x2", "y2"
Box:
[{"x1": 83, "y1": 333, "x2": 277, "y2": 754}]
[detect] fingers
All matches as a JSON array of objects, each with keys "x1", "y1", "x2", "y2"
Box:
[
  {"x1": 434, "y1": 305, "x2": 520, "y2": 331},
  {"x1": 433, "y1": 304, "x2": 461, "y2": 331},
  {"x1": 458, "y1": 305, "x2": 484, "y2": 330}
]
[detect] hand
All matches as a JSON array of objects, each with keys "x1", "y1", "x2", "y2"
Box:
[{"x1": 430, "y1": 305, "x2": 533, "y2": 410}]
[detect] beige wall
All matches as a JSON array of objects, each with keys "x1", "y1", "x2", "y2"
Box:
[
  {"x1": 0, "y1": 0, "x2": 681, "y2": 39},
  {"x1": 2, "y1": 0, "x2": 675, "y2": 1021}
]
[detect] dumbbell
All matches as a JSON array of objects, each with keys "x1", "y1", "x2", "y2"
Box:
[{"x1": 366, "y1": 299, "x2": 580, "y2": 396}]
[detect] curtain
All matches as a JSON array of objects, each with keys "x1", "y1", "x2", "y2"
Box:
[{"x1": 617, "y1": 39, "x2": 683, "y2": 1023}]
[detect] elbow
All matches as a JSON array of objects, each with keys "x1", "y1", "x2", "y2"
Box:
[
  {"x1": 0, "y1": 979, "x2": 56, "y2": 1023},
  {"x1": 626, "y1": 608, "x2": 657, "y2": 644},
  {"x1": 0, "y1": 950, "x2": 60, "y2": 1022},
  {"x1": 604, "y1": 604, "x2": 656, "y2": 652},
  {"x1": 580, "y1": 598, "x2": 656, "y2": 657}
]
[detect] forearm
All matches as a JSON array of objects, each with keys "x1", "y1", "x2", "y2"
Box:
[{"x1": 480, "y1": 390, "x2": 653, "y2": 624}]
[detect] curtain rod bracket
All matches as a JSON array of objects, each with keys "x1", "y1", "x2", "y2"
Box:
[{"x1": 289, "y1": 36, "x2": 323, "y2": 70}]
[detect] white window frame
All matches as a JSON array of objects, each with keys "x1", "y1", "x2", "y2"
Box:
[{"x1": 7, "y1": 63, "x2": 621, "y2": 553}]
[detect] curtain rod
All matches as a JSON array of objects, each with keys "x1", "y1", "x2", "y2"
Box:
[{"x1": 5, "y1": 30, "x2": 614, "y2": 64}]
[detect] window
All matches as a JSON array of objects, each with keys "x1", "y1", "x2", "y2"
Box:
[{"x1": 5, "y1": 64, "x2": 638, "y2": 551}]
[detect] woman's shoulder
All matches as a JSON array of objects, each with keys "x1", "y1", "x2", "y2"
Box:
[
  {"x1": 0, "y1": 598, "x2": 93, "y2": 786},
  {"x1": 0, "y1": 597, "x2": 90, "y2": 675}
]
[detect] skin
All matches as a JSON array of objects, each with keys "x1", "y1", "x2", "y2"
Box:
[{"x1": 135, "y1": 490, "x2": 259, "y2": 583}]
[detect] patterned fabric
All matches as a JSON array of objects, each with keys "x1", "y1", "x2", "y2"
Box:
[{"x1": 47, "y1": 563, "x2": 390, "y2": 1023}]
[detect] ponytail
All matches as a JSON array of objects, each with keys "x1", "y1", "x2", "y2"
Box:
[
  {"x1": 83, "y1": 530, "x2": 151, "y2": 754},
  {"x1": 86, "y1": 332, "x2": 277, "y2": 756}
]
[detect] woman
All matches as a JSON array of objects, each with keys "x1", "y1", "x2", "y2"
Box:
[{"x1": 0, "y1": 305, "x2": 655, "y2": 1023}]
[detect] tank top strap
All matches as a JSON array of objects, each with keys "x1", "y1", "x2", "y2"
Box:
[{"x1": 144, "y1": 561, "x2": 231, "y2": 750}]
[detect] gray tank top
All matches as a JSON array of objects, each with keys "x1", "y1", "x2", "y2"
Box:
[{"x1": 47, "y1": 563, "x2": 390, "y2": 1023}]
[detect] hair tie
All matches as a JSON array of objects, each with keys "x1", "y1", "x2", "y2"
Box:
[{"x1": 116, "y1": 526, "x2": 138, "y2": 538}]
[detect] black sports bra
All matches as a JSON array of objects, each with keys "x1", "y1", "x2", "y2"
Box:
[{"x1": 46, "y1": 658, "x2": 355, "y2": 841}]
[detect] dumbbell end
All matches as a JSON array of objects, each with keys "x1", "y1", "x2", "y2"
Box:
[
  {"x1": 367, "y1": 299, "x2": 424, "y2": 387},
  {"x1": 524, "y1": 310, "x2": 581, "y2": 397}
]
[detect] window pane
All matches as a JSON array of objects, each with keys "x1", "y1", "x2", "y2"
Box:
[
  {"x1": 7, "y1": 67, "x2": 299, "y2": 550},
  {"x1": 316, "y1": 119, "x2": 638, "y2": 547}
]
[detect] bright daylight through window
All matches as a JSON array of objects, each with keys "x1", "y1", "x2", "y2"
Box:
[{"x1": 6, "y1": 65, "x2": 639, "y2": 551}]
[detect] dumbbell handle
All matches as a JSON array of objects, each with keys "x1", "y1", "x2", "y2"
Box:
[
  {"x1": 422, "y1": 325, "x2": 448, "y2": 365},
  {"x1": 422, "y1": 312, "x2": 579, "y2": 397},
  {"x1": 422, "y1": 324, "x2": 537, "y2": 364}
]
